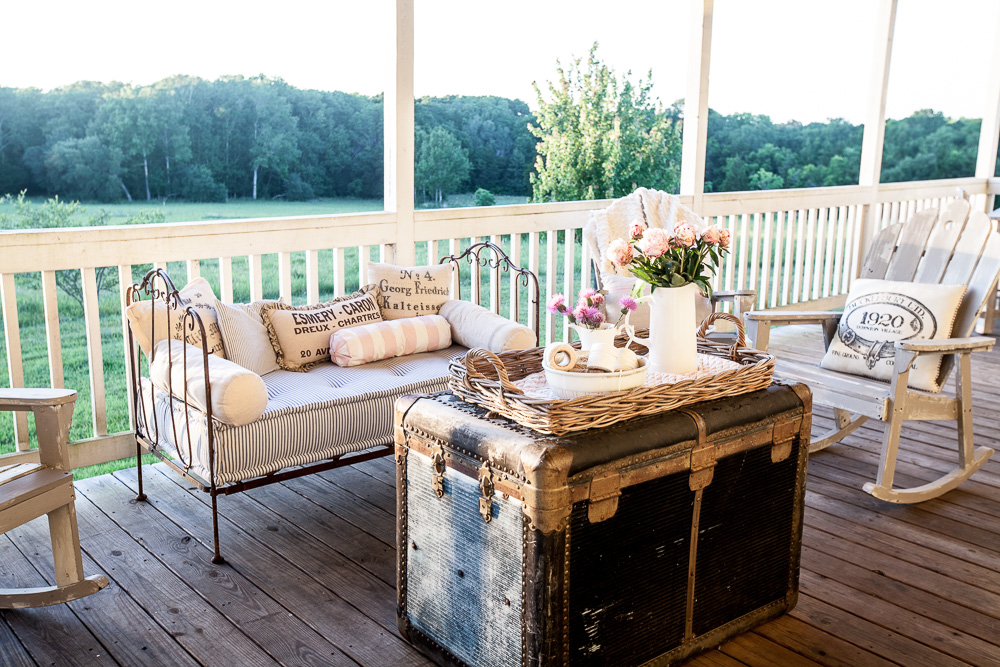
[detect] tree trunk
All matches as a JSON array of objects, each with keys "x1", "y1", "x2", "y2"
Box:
[
  {"x1": 165, "y1": 152, "x2": 171, "y2": 187},
  {"x1": 143, "y1": 152, "x2": 151, "y2": 201},
  {"x1": 253, "y1": 165, "x2": 258, "y2": 200},
  {"x1": 120, "y1": 180, "x2": 133, "y2": 201}
]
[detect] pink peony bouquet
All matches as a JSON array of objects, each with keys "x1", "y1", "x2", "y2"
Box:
[
  {"x1": 548, "y1": 288, "x2": 638, "y2": 330},
  {"x1": 607, "y1": 221, "x2": 730, "y2": 295}
]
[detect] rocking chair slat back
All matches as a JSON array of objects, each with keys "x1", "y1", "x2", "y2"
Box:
[
  {"x1": 883, "y1": 208, "x2": 939, "y2": 282},
  {"x1": 941, "y1": 211, "x2": 994, "y2": 288},
  {"x1": 860, "y1": 222, "x2": 903, "y2": 279},
  {"x1": 953, "y1": 224, "x2": 1000, "y2": 340},
  {"x1": 913, "y1": 199, "x2": 971, "y2": 283}
]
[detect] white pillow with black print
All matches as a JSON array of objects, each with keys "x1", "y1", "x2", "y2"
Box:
[{"x1": 820, "y1": 279, "x2": 966, "y2": 392}]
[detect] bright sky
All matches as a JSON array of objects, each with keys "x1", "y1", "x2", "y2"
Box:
[{"x1": 4, "y1": 0, "x2": 998, "y2": 124}]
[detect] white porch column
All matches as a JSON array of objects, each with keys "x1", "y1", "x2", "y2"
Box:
[
  {"x1": 975, "y1": 5, "x2": 1000, "y2": 212},
  {"x1": 855, "y1": 0, "x2": 897, "y2": 276},
  {"x1": 680, "y1": 0, "x2": 714, "y2": 215},
  {"x1": 385, "y1": 0, "x2": 416, "y2": 265}
]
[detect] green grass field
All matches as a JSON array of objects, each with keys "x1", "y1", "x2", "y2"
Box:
[{"x1": 0, "y1": 197, "x2": 576, "y2": 480}]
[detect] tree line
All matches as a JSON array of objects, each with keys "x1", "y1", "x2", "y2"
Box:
[
  {"x1": 0, "y1": 67, "x2": 993, "y2": 207},
  {"x1": 0, "y1": 76, "x2": 536, "y2": 203}
]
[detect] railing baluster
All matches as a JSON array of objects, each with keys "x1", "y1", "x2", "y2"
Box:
[
  {"x1": 249, "y1": 254, "x2": 263, "y2": 301},
  {"x1": 278, "y1": 252, "x2": 292, "y2": 304},
  {"x1": 832, "y1": 206, "x2": 848, "y2": 298},
  {"x1": 219, "y1": 257, "x2": 234, "y2": 303},
  {"x1": 359, "y1": 246, "x2": 370, "y2": 290},
  {"x1": 81, "y1": 267, "x2": 107, "y2": 437},
  {"x1": 545, "y1": 231, "x2": 559, "y2": 344},
  {"x1": 186, "y1": 259, "x2": 200, "y2": 282},
  {"x1": 812, "y1": 207, "x2": 829, "y2": 300},
  {"x1": 723, "y1": 214, "x2": 737, "y2": 293},
  {"x1": 768, "y1": 212, "x2": 783, "y2": 309},
  {"x1": 562, "y1": 229, "x2": 574, "y2": 340},
  {"x1": 510, "y1": 233, "x2": 522, "y2": 324},
  {"x1": 780, "y1": 212, "x2": 794, "y2": 306},
  {"x1": 118, "y1": 264, "x2": 135, "y2": 428},
  {"x1": 529, "y1": 232, "x2": 540, "y2": 338},
  {"x1": 305, "y1": 249, "x2": 319, "y2": 305},
  {"x1": 822, "y1": 207, "x2": 837, "y2": 299},
  {"x1": 736, "y1": 213, "x2": 750, "y2": 294},
  {"x1": 41, "y1": 270, "x2": 64, "y2": 389},
  {"x1": 334, "y1": 247, "x2": 346, "y2": 297},
  {"x1": 802, "y1": 209, "x2": 818, "y2": 302},
  {"x1": 491, "y1": 235, "x2": 502, "y2": 314},
  {"x1": 759, "y1": 212, "x2": 773, "y2": 308},
  {"x1": 449, "y1": 239, "x2": 460, "y2": 298},
  {"x1": 1, "y1": 272, "x2": 29, "y2": 449}
]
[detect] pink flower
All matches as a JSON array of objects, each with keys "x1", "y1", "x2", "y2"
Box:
[
  {"x1": 619, "y1": 296, "x2": 638, "y2": 312},
  {"x1": 701, "y1": 226, "x2": 722, "y2": 246},
  {"x1": 718, "y1": 228, "x2": 732, "y2": 249},
  {"x1": 607, "y1": 238, "x2": 634, "y2": 267},
  {"x1": 673, "y1": 223, "x2": 697, "y2": 248},
  {"x1": 629, "y1": 221, "x2": 645, "y2": 239},
  {"x1": 639, "y1": 228, "x2": 671, "y2": 257},
  {"x1": 574, "y1": 306, "x2": 604, "y2": 326},
  {"x1": 578, "y1": 287, "x2": 597, "y2": 301},
  {"x1": 547, "y1": 293, "x2": 566, "y2": 314},
  {"x1": 590, "y1": 292, "x2": 605, "y2": 306}
]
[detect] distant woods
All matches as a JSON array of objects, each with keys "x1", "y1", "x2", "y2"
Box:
[
  {"x1": 0, "y1": 76, "x2": 536, "y2": 204},
  {"x1": 0, "y1": 73, "x2": 991, "y2": 206}
]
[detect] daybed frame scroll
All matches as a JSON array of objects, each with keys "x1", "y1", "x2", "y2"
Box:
[{"x1": 442, "y1": 240, "x2": 541, "y2": 340}]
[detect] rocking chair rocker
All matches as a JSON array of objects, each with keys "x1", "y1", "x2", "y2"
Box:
[
  {"x1": 746, "y1": 199, "x2": 1000, "y2": 503},
  {"x1": 0, "y1": 389, "x2": 108, "y2": 608}
]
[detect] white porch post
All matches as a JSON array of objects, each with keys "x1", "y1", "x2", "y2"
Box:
[
  {"x1": 855, "y1": 0, "x2": 897, "y2": 277},
  {"x1": 975, "y1": 5, "x2": 1000, "y2": 213},
  {"x1": 385, "y1": 0, "x2": 416, "y2": 265},
  {"x1": 680, "y1": 0, "x2": 714, "y2": 215}
]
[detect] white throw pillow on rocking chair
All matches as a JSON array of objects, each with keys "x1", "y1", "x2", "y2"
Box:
[{"x1": 820, "y1": 279, "x2": 966, "y2": 392}]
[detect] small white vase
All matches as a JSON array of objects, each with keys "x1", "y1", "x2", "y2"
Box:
[
  {"x1": 568, "y1": 323, "x2": 618, "y2": 352},
  {"x1": 625, "y1": 282, "x2": 699, "y2": 374}
]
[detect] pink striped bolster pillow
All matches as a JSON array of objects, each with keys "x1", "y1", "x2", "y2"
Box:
[{"x1": 329, "y1": 314, "x2": 452, "y2": 367}]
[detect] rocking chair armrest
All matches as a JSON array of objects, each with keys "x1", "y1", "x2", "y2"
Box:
[
  {"x1": 0, "y1": 389, "x2": 78, "y2": 411},
  {"x1": 711, "y1": 289, "x2": 756, "y2": 299},
  {"x1": 744, "y1": 310, "x2": 842, "y2": 324},
  {"x1": 744, "y1": 310, "x2": 842, "y2": 352},
  {"x1": 895, "y1": 336, "x2": 995, "y2": 354}
]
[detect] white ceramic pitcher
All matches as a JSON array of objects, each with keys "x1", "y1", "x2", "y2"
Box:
[{"x1": 624, "y1": 282, "x2": 699, "y2": 375}]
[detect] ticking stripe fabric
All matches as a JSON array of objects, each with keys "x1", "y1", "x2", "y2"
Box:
[
  {"x1": 137, "y1": 345, "x2": 467, "y2": 485},
  {"x1": 330, "y1": 314, "x2": 452, "y2": 367}
]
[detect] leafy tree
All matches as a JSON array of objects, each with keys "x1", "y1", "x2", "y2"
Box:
[
  {"x1": 529, "y1": 43, "x2": 681, "y2": 202},
  {"x1": 246, "y1": 78, "x2": 301, "y2": 200},
  {"x1": 95, "y1": 87, "x2": 163, "y2": 200},
  {"x1": 473, "y1": 188, "x2": 495, "y2": 206},
  {"x1": 415, "y1": 126, "x2": 470, "y2": 204},
  {"x1": 43, "y1": 136, "x2": 123, "y2": 201}
]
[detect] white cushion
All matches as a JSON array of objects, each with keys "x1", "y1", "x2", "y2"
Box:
[
  {"x1": 126, "y1": 277, "x2": 225, "y2": 357},
  {"x1": 367, "y1": 261, "x2": 453, "y2": 320},
  {"x1": 215, "y1": 299, "x2": 282, "y2": 376},
  {"x1": 438, "y1": 299, "x2": 537, "y2": 352},
  {"x1": 149, "y1": 340, "x2": 268, "y2": 427},
  {"x1": 262, "y1": 286, "x2": 383, "y2": 371},
  {"x1": 820, "y1": 279, "x2": 967, "y2": 392}
]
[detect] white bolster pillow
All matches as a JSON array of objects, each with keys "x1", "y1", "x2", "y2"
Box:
[
  {"x1": 149, "y1": 340, "x2": 268, "y2": 427},
  {"x1": 438, "y1": 299, "x2": 537, "y2": 352}
]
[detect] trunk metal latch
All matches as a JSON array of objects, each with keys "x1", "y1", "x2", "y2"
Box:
[
  {"x1": 430, "y1": 445, "x2": 447, "y2": 498},
  {"x1": 478, "y1": 463, "x2": 496, "y2": 523}
]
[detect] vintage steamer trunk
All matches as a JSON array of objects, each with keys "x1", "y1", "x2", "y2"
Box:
[{"x1": 395, "y1": 383, "x2": 812, "y2": 666}]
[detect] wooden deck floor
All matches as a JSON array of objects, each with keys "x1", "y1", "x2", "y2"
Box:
[{"x1": 3, "y1": 325, "x2": 1000, "y2": 666}]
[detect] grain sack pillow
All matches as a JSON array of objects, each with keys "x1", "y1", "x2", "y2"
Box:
[
  {"x1": 820, "y1": 279, "x2": 967, "y2": 391},
  {"x1": 215, "y1": 299, "x2": 283, "y2": 376},
  {"x1": 262, "y1": 285, "x2": 383, "y2": 371},
  {"x1": 126, "y1": 277, "x2": 225, "y2": 357},
  {"x1": 330, "y1": 314, "x2": 452, "y2": 367},
  {"x1": 438, "y1": 299, "x2": 536, "y2": 352},
  {"x1": 367, "y1": 261, "x2": 453, "y2": 320}
]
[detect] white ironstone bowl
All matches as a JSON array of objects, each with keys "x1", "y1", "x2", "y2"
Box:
[{"x1": 541, "y1": 356, "x2": 648, "y2": 400}]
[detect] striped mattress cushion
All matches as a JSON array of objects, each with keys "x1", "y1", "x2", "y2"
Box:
[
  {"x1": 137, "y1": 344, "x2": 467, "y2": 485},
  {"x1": 330, "y1": 314, "x2": 452, "y2": 367}
]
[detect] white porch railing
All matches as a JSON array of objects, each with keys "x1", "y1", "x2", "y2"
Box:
[{"x1": 0, "y1": 176, "x2": 997, "y2": 469}]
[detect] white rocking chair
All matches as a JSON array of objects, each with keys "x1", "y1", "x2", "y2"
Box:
[
  {"x1": 746, "y1": 200, "x2": 1000, "y2": 503},
  {"x1": 0, "y1": 389, "x2": 108, "y2": 608}
]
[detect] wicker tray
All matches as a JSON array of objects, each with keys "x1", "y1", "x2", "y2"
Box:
[{"x1": 448, "y1": 313, "x2": 775, "y2": 435}]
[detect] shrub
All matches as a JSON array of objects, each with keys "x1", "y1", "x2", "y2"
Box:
[
  {"x1": 473, "y1": 188, "x2": 496, "y2": 207},
  {"x1": 180, "y1": 164, "x2": 227, "y2": 202},
  {"x1": 283, "y1": 172, "x2": 315, "y2": 201}
]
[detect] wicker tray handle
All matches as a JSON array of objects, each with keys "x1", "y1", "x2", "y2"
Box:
[
  {"x1": 697, "y1": 312, "x2": 749, "y2": 360},
  {"x1": 462, "y1": 348, "x2": 524, "y2": 400}
]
